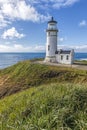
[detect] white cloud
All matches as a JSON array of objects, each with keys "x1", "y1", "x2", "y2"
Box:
[
  {"x1": 0, "y1": 44, "x2": 30, "y2": 52},
  {"x1": 58, "y1": 36, "x2": 68, "y2": 43},
  {"x1": 1, "y1": 1, "x2": 49, "y2": 21},
  {"x1": 4, "y1": 41, "x2": 11, "y2": 45},
  {"x1": 0, "y1": 43, "x2": 87, "y2": 52},
  {"x1": 79, "y1": 20, "x2": 87, "y2": 27},
  {"x1": 34, "y1": 45, "x2": 45, "y2": 51},
  {"x1": 0, "y1": 44, "x2": 45, "y2": 52},
  {"x1": 0, "y1": 0, "x2": 50, "y2": 28},
  {"x1": 29, "y1": 0, "x2": 79, "y2": 9},
  {"x1": 1, "y1": 27, "x2": 25, "y2": 39},
  {"x1": 53, "y1": 0, "x2": 79, "y2": 9},
  {"x1": 0, "y1": 0, "x2": 80, "y2": 28},
  {"x1": 59, "y1": 37, "x2": 64, "y2": 42},
  {"x1": 0, "y1": 14, "x2": 11, "y2": 28},
  {"x1": 58, "y1": 44, "x2": 87, "y2": 52}
]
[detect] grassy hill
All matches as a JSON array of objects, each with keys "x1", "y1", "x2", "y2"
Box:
[
  {"x1": 0, "y1": 60, "x2": 87, "y2": 129},
  {"x1": 0, "y1": 83, "x2": 87, "y2": 130},
  {"x1": 0, "y1": 60, "x2": 87, "y2": 98}
]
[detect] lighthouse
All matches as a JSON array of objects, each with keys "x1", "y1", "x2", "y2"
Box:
[
  {"x1": 45, "y1": 17, "x2": 58, "y2": 62},
  {"x1": 45, "y1": 17, "x2": 74, "y2": 64}
]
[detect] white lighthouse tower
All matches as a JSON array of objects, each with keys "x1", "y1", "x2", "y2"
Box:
[{"x1": 45, "y1": 17, "x2": 58, "y2": 62}]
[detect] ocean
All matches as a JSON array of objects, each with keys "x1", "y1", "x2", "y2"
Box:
[{"x1": 0, "y1": 52, "x2": 87, "y2": 69}]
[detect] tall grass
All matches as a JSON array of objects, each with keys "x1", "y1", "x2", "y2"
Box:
[
  {"x1": 0, "y1": 60, "x2": 87, "y2": 129},
  {"x1": 0, "y1": 83, "x2": 87, "y2": 129},
  {"x1": 0, "y1": 60, "x2": 87, "y2": 98}
]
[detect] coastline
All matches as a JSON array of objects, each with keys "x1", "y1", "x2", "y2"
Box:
[{"x1": 0, "y1": 52, "x2": 87, "y2": 69}]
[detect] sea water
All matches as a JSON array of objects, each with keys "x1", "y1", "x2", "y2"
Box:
[{"x1": 0, "y1": 52, "x2": 87, "y2": 69}]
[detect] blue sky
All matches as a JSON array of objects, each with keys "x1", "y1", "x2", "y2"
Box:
[{"x1": 0, "y1": 0, "x2": 87, "y2": 52}]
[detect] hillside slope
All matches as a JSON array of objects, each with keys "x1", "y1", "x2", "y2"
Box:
[
  {"x1": 0, "y1": 60, "x2": 87, "y2": 129},
  {"x1": 0, "y1": 60, "x2": 87, "y2": 98},
  {"x1": 0, "y1": 83, "x2": 87, "y2": 130}
]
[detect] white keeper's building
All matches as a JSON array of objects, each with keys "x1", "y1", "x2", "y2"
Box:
[{"x1": 45, "y1": 17, "x2": 74, "y2": 65}]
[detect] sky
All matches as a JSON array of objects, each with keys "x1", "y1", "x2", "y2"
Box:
[{"x1": 0, "y1": 0, "x2": 87, "y2": 52}]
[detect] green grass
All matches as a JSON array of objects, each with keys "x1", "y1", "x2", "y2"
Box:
[
  {"x1": 0, "y1": 83, "x2": 87, "y2": 130},
  {"x1": 74, "y1": 60, "x2": 87, "y2": 65},
  {"x1": 0, "y1": 60, "x2": 87, "y2": 129},
  {"x1": 0, "y1": 60, "x2": 87, "y2": 98}
]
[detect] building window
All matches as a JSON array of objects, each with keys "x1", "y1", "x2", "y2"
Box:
[
  {"x1": 48, "y1": 32, "x2": 50, "y2": 35},
  {"x1": 61, "y1": 55, "x2": 63, "y2": 60},
  {"x1": 48, "y1": 45, "x2": 50, "y2": 51},
  {"x1": 66, "y1": 55, "x2": 69, "y2": 60}
]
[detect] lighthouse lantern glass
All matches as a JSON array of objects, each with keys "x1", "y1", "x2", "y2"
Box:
[{"x1": 48, "y1": 23, "x2": 57, "y2": 30}]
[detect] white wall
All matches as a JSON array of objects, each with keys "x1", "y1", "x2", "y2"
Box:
[
  {"x1": 56, "y1": 52, "x2": 74, "y2": 65},
  {"x1": 46, "y1": 31, "x2": 57, "y2": 57},
  {"x1": 45, "y1": 56, "x2": 56, "y2": 62}
]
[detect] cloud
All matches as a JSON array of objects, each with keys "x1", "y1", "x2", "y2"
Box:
[
  {"x1": 0, "y1": 0, "x2": 50, "y2": 28},
  {"x1": 1, "y1": 1, "x2": 49, "y2": 21},
  {"x1": 79, "y1": 20, "x2": 87, "y2": 27},
  {"x1": 0, "y1": 14, "x2": 11, "y2": 28},
  {"x1": 4, "y1": 41, "x2": 11, "y2": 45},
  {"x1": 29, "y1": 0, "x2": 80, "y2": 9},
  {"x1": 1, "y1": 27, "x2": 25, "y2": 39},
  {"x1": 0, "y1": 43, "x2": 87, "y2": 52},
  {"x1": 34, "y1": 45, "x2": 45, "y2": 51},
  {"x1": 58, "y1": 44, "x2": 87, "y2": 52},
  {"x1": 0, "y1": 0, "x2": 80, "y2": 28},
  {"x1": 0, "y1": 44, "x2": 45, "y2": 52},
  {"x1": 53, "y1": 0, "x2": 79, "y2": 9},
  {"x1": 0, "y1": 44, "x2": 29, "y2": 52},
  {"x1": 59, "y1": 37, "x2": 64, "y2": 42},
  {"x1": 58, "y1": 36, "x2": 68, "y2": 43}
]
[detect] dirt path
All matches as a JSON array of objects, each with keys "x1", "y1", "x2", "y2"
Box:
[
  {"x1": 35, "y1": 61, "x2": 87, "y2": 70},
  {"x1": 0, "y1": 76, "x2": 9, "y2": 86}
]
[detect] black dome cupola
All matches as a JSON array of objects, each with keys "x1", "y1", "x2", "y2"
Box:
[{"x1": 48, "y1": 17, "x2": 57, "y2": 24}]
